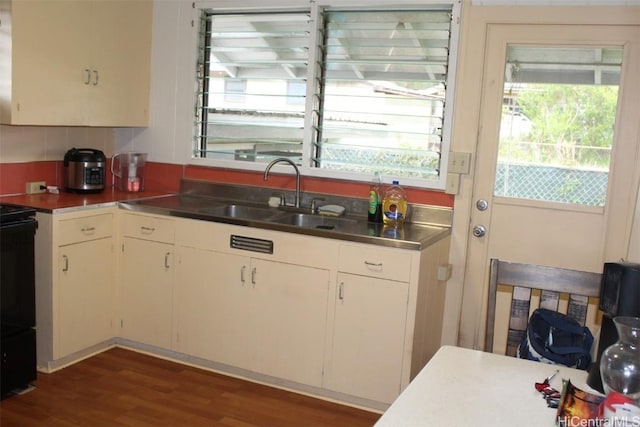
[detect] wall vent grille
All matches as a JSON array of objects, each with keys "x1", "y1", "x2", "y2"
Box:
[{"x1": 230, "y1": 235, "x2": 274, "y2": 254}]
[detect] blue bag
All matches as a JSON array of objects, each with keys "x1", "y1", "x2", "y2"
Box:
[{"x1": 517, "y1": 308, "x2": 594, "y2": 370}]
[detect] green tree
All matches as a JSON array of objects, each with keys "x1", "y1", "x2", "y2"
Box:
[{"x1": 517, "y1": 84, "x2": 618, "y2": 168}]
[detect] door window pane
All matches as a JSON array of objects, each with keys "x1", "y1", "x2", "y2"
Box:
[{"x1": 495, "y1": 46, "x2": 622, "y2": 206}]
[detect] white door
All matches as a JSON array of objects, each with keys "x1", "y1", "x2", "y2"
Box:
[
  {"x1": 120, "y1": 237, "x2": 174, "y2": 349},
  {"x1": 58, "y1": 238, "x2": 114, "y2": 358},
  {"x1": 326, "y1": 273, "x2": 408, "y2": 404},
  {"x1": 462, "y1": 24, "x2": 640, "y2": 349},
  {"x1": 174, "y1": 247, "x2": 251, "y2": 368},
  {"x1": 252, "y1": 259, "x2": 329, "y2": 387}
]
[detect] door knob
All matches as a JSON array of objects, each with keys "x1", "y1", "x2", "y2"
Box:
[
  {"x1": 476, "y1": 199, "x2": 488, "y2": 211},
  {"x1": 472, "y1": 225, "x2": 487, "y2": 238}
]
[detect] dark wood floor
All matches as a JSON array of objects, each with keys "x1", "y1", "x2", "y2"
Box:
[{"x1": 0, "y1": 347, "x2": 381, "y2": 427}]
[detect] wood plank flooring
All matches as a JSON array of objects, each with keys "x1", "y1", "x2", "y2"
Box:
[{"x1": 0, "y1": 347, "x2": 381, "y2": 427}]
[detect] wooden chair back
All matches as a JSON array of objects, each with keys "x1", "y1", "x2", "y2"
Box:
[{"x1": 485, "y1": 259, "x2": 602, "y2": 356}]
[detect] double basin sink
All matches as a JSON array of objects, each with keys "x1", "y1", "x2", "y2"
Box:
[{"x1": 203, "y1": 203, "x2": 357, "y2": 231}]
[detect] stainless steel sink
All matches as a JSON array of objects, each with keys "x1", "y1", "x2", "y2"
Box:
[
  {"x1": 272, "y1": 212, "x2": 357, "y2": 230},
  {"x1": 205, "y1": 204, "x2": 283, "y2": 221},
  {"x1": 201, "y1": 203, "x2": 356, "y2": 231}
]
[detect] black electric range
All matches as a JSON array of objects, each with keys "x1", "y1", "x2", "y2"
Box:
[
  {"x1": 0, "y1": 203, "x2": 38, "y2": 397},
  {"x1": 0, "y1": 203, "x2": 37, "y2": 225}
]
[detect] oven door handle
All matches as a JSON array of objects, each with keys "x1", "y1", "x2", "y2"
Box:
[{"x1": 0, "y1": 218, "x2": 37, "y2": 229}]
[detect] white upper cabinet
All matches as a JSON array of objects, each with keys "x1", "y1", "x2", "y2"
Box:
[{"x1": 0, "y1": 0, "x2": 152, "y2": 126}]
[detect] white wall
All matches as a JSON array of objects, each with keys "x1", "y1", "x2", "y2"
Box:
[
  {"x1": 0, "y1": 125, "x2": 114, "y2": 162},
  {"x1": 114, "y1": 0, "x2": 195, "y2": 165}
]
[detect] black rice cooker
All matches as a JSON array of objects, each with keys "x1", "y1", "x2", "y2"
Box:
[{"x1": 63, "y1": 148, "x2": 106, "y2": 193}]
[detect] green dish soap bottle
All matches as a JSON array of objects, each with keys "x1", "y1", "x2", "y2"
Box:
[{"x1": 368, "y1": 171, "x2": 383, "y2": 223}]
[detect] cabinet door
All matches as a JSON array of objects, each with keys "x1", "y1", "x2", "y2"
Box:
[
  {"x1": 10, "y1": 0, "x2": 91, "y2": 125},
  {"x1": 57, "y1": 237, "x2": 114, "y2": 358},
  {"x1": 252, "y1": 259, "x2": 329, "y2": 387},
  {"x1": 120, "y1": 237, "x2": 174, "y2": 349},
  {"x1": 89, "y1": 0, "x2": 151, "y2": 126},
  {"x1": 326, "y1": 273, "x2": 409, "y2": 404},
  {"x1": 174, "y1": 247, "x2": 252, "y2": 370},
  {"x1": 6, "y1": 0, "x2": 151, "y2": 126},
  {"x1": 175, "y1": 247, "x2": 329, "y2": 386}
]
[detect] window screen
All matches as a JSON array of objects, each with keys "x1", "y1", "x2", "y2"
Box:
[
  {"x1": 195, "y1": 11, "x2": 310, "y2": 162},
  {"x1": 194, "y1": 5, "x2": 456, "y2": 186},
  {"x1": 312, "y1": 9, "x2": 452, "y2": 179}
]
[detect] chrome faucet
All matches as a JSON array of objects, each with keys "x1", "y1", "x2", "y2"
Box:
[{"x1": 263, "y1": 158, "x2": 301, "y2": 208}]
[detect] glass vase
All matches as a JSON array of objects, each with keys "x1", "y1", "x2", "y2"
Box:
[{"x1": 600, "y1": 316, "x2": 640, "y2": 402}]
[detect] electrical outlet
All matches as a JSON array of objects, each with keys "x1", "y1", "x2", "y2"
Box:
[
  {"x1": 437, "y1": 264, "x2": 452, "y2": 281},
  {"x1": 26, "y1": 181, "x2": 46, "y2": 194},
  {"x1": 445, "y1": 173, "x2": 460, "y2": 195},
  {"x1": 448, "y1": 152, "x2": 472, "y2": 174}
]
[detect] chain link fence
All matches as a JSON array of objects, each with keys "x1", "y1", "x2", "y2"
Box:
[
  {"x1": 320, "y1": 145, "x2": 440, "y2": 178},
  {"x1": 494, "y1": 163, "x2": 608, "y2": 206}
]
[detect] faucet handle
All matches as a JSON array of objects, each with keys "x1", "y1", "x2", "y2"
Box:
[{"x1": 310, "y1": 197, "x2": 325, "y2": 213}]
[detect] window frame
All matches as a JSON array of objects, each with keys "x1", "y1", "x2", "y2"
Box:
[{"x1": 191, "y1": 0, "x2": 461, "y2": 190}]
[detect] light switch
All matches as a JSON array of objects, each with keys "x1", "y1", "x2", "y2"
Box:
[{"x1": 448, "y1": 152, "x2": 472, "y2": 174}]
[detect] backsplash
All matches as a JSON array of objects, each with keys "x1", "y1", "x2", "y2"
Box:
[
  {"x1": 183, "y1": 165, "x2": 455, "y2": 208},
  {"x1": 0, "y1": 125, "x2": 454, "y2": 207},
  {"x1": 0, "y1": 125, "x2": 115, "y2": 195}
]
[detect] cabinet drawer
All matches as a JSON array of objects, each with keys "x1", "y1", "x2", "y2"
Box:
[
  {"x1": 338, "y1": 244, "x2": 411, "y2": 282},
  {"x1": 121, "y1": 213, "x2": 175, "y2": 243},
  {"x1": 58, "y1": 213, "x2": 113, "y2": 246}
]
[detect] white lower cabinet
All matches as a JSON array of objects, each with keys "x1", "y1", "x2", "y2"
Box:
[
  {"x1": 35, "y1": 208, "x2": 116, "y2": 370},
  {"x1": 119, "y1": 213, "x2": 175, "y2": 349},
  {"x1": 174, "y1": 237, "x2": 329, "y2": 387},
  {"x1": 58, "y1": 235, "x2": 114, "y2": 357},
  {"x1": 36, "y1": 205, "x2": 449, "y2": 408},
  {"x1": 324, "y1": 243, "x2": 413, "y2": 404},
  {"x1": 118, "y1": 212, "x2": 175, "y2": 349},
  {"x1": 120, "y1": 238, "x2": 174, "y2": 348},
  {"x1": 113, "y1": 211, "x2": 450, "y2": 410},
  {"x1": 326, "y1": 273, "x2": 408, "y2": 403}
]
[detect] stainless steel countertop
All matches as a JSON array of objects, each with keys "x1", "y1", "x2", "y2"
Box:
[{"x1": 119, "y1": 191, "x2": 451, "y2": 251}]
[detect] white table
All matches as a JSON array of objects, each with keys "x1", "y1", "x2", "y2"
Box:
[{"x1": 376, "y1": 345, "x2": 596, "y2": 427}]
